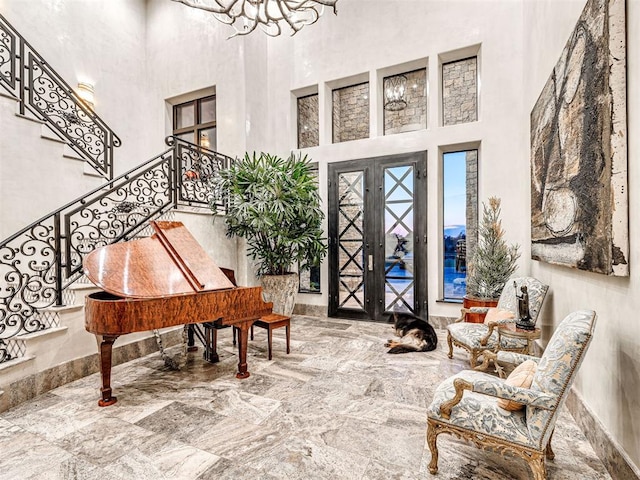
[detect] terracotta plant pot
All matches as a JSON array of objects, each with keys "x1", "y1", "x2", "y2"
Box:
[
  {"x1": 259, "y1": 273, "x2": 299, "y2": 316},
  {"x1": 463, "y1": 295, "x2": 499, "y2": 323}
]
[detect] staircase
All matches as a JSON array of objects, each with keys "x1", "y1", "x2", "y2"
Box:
[
  {"x1": 0, "y1": 13, "x2": 120, "y2": 180},
  {"x1": 0, "y1": 137, "x2": 232, "y2": 362},
  {"x1": 0, "y1": 14, "x2": 235, "y2": 411}
]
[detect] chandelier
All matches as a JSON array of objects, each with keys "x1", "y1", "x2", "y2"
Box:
[
  {"x1": 384, "y1": 74, "x2": 408, "y2": 111},
  {"x1": 171, "y1": 0, "x2": 338, "y2": 37}
]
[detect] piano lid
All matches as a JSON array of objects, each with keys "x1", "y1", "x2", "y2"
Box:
[{"x1": 83, "y1": 221, "x2": 235, "y2": 298}]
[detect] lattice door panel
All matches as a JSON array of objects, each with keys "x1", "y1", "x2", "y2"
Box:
[
  {"x1": 337, "y1": 171, "x2": 365, "y2": 310},
  {"x1": 384, "y1": 166, "x2": 415, "y2": 312},
  {"x1": 328, "y1": 152, "x2": 426, "y2": 321}
]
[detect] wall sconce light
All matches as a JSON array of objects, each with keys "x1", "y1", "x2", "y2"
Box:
[
  {"x1": 384, "y1": 74, "x2": 407, "y2": 111},
  {"x1": 76, "y1": 82, "x2": 95, "y2": 109}
]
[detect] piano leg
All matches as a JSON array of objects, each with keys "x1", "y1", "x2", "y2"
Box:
[
  {"x1": 235, "y1": 320, "x2": 254, "y2": 379},
  {"x1": 187, "y1": 324, "x2": 198, "y2": 352},
  {"x1": 96, "y1": 334, "x2": 119, "y2": 407},
  {"x1": 203, "y1": 323, "x2": 220, "y2": 363}
]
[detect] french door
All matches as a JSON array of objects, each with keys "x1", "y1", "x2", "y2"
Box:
[{"x1": 328, "y1": 152, "x2": 427, "y2": 321}]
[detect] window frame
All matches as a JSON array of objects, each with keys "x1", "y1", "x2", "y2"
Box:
[
  {"x1": 172, "y1": 95, "x2": 217, "y2": 149},
  {"x1": 441, "y1": 148, "x2": 478, "y2": 302}
]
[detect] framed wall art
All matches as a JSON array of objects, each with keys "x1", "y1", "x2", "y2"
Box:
[{"x1": 530, "y1": 0, "x2": 628, "y2": 276}]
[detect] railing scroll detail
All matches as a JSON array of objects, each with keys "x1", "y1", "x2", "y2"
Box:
[
  {"x1": 0, "y1": 13, "x2": 121, "y2": 179},
  {"x1": 0, "y1": 138, "x2": 231, "y2": 362}
]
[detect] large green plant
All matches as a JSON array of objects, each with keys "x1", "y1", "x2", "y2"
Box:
[
  {"x1": 212, "y1": 152, "x2": 327, "y2": 277},
  {"x1": 466, "y1": 197, "x2": 521, "y2": 299}
]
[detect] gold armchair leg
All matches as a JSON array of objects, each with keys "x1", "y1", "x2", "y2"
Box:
[
  {"x1": 469, "y1": 350, "x2": 479, "y2": 368},
  {"x1": 475, "y1": 350, "x2": 498, "y2": 373},
  {"x1": 527, "y1": 453, "x2": 547, "y2": 480},
  {"x1": 546, "y1": 430, "x2": 555, "y2": 460},
  {"x1": 447, "y1": 332, "x2": 453, "y2": 359},
  {"x1": 426, "y1": 420, "x2": 440, "y2": 474}
]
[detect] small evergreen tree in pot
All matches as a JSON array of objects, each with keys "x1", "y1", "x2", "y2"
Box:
[
  {"x1": 211, "y1": 152, "x2": 327, "y2": 314},
  {"x1": 466, "y1": 197, "x2": 520, "y2": 300}
]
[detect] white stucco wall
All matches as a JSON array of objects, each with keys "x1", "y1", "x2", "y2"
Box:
[
  {"x1": 1, "y1": 0, "x2": 637, "y2": 470},
  {"x1": 145, "y1": 0, "x2": 255, "y2": 159},
  {"x1": 257, "y1": 0, "x2": 527, "y2": 318},
  {"x1": 0, "y1": 0, "x2": 159, "y2": 239},
  {"x1": 0, "y1": 0, "x2": 157, "y2": 173},
  {"x1": 524, "y1": 0, "x2": 640, "y2": 469}
]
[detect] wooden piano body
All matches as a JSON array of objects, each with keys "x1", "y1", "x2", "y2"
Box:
[{"x1": 83, "y1": 220, "x2": 272, "y2": 406}]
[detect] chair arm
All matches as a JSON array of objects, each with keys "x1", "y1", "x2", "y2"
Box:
[
  {"x1": 456, "y1": 306, "x2": 491, "y2": 323},
  {"x1": 497, "y1": 351, "x2": 540, "y2": 366},
  {"x1": 439, "y1": 377, "x2": 556, "y2": 419},
  {"x1": 469, "y1": 307, "x2": 491, "y2": 314},
  {"x1": 480, "y1": 318, "x2": 516, "y2": 346},
  {"x1": 469, "y1": 378, "x2": 556, "y2": 410},
  {"x1": 440, "y1": 378, "x2": 473, "y2": 418}
]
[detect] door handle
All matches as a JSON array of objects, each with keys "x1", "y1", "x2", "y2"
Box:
[{"x1": 368, "y1": 254, "x2": 373, "y2": 271}]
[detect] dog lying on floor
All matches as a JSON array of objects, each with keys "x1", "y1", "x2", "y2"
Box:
[{"x1": 384, "y1": 312, "x2": 438, "y2": 354}]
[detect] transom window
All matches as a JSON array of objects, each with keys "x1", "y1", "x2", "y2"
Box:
[{"x1": 173, "y1": 95, "x2": 217, "y2": 150}]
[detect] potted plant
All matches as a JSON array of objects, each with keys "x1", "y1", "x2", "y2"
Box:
[
  {"x1": 463, "y1": 197, "x2": 520, "y2": 322},
  {"x1": 212, "y1": 152, "x2": 327, "y2": 316}
]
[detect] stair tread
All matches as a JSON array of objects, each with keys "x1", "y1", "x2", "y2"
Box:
[
  {"x1": 67, "y1": 282, "x2": 99, "y2": 291},
  {"x1": 19, "y1": 326, "x2": 68, "y2": 341},
  {"x1": 0, "y1": 91, "x2": 19, "y2": 102},
  {"x1": 40, "y1": 304, "x2": 83, "y2": 313},
  {"x1": 0, "y1": 355, "x2": 35, "y2": 373},
  {"x1": 15, "y1": 112, "x2": 45, "y2": 125},
  {"x1": 40, "y1": 122, "x2": 71, "y2": 142}
]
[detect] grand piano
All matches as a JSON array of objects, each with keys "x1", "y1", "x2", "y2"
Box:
[{"x1": 83, "y1": 220, "x2": 273, "y2": 406}]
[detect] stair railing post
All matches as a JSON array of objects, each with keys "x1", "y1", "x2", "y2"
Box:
[
  {"x1": 170, "y1": 137, "x2": 177, "y2": 208},
  {"x1": 54, "y1": 212, "x2": 64, "y2": 307},
  {"x1": 18, "y1": 32, "x2": 25, "y2": 115}
]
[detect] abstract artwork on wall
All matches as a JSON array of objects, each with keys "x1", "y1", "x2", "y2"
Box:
[{"x1": 530, "y1": 0, "x2": 627, "y2": 276}]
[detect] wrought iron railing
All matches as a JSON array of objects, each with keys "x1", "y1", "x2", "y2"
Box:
[
  {"x1": 0, "y1": 13, "x2": 121, "y2": 179},
  {"x1": 0, "y1": 137, "x2": 232, "y2": 363}
]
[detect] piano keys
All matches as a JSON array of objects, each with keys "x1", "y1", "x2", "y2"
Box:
[{"x1": 83, "y1": 220, "x2": 273, "y2": 406}]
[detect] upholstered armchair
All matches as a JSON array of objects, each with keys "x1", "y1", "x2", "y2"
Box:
[
  {"x1": 427, "y1": 310, "x2": 597, "y2": 480},
  {"x1": 447, "y1": 277, "x2": 549, "y2": 368}
]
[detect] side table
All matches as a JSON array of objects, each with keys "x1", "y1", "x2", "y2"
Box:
[{"x1": 497, "y1": 323, "x2": 541, "y2": 355}]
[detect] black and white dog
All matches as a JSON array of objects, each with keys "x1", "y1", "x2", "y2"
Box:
[{"x1": 384, "y1": 312, "x2": 438, "y2": 354}]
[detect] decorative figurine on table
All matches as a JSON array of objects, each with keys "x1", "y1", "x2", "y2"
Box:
[{"x1": 515, "y1": 281, "x2": 535, "y2": 330}]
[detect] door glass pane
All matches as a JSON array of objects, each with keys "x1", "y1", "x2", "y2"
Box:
[
  {"x1": 384, "y1": 166, "x2": 415, "y2": 312},
  {"x1": 198, "y1": 127, "x2": 216, "y2": 151},
  {"x1": 338, "y1": 171, "x2": 365, "y2": 310},
  {"x1": 199, "y1": 96, "x2": 216, "y2": 123},
  {"x1": 175, "y1": 103, "x2": 195, "y2": 129}
]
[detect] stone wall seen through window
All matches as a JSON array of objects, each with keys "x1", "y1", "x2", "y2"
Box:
[
  {"x1": 442, "y1": 57, "x2": 478, "y2": 126},
  {"x1": 384, "y1": 69, "x2": 427, "y2": 135},
  {"x1": 297, "y1": 94, "x2": 319, "y2": 149},
  {"x1": 332, "y1": 83, "x2": 370, "y2": 143}
]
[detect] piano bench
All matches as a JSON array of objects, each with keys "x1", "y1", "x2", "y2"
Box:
[{"x1": 234, "y1": 314, "x2": 291, "y2": 360}]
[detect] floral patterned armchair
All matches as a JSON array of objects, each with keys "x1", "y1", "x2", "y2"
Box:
[
  {"x1": 427, "y1": 310, "x2": 597, "y2": 480},
  {"x1": 447, "y1": 277, "x2": 549, "y2": 368}
]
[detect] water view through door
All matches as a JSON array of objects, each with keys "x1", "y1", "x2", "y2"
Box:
[{"x1": 328, "y1": 152, "x2": 427, "y2": 321}]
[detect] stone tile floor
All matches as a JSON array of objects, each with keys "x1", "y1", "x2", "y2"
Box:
[{"x1": 0, "y1": 316, "x2": 611, "y2": 479}]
